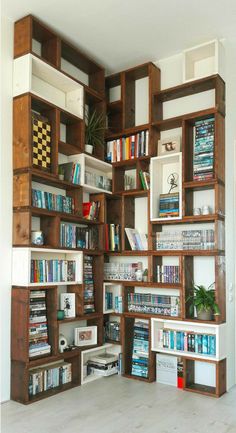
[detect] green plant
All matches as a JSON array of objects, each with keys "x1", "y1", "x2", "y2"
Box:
[
  {"x1": 58, "y1": 165, "x2": 64, "y2": 176},
  {"x1": 187, "y1": 283, "x2": 220, "y2": 316},
  {"x1": 85, "y1": 109, "x2": 106, "y2": 149},
  {"x1": 143, "y1": 269, "x2": 148, "y2": 277}
]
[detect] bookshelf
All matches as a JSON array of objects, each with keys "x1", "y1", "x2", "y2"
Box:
[{"x1": 12, "y1": 14, "x2": 226, "y2": 402}]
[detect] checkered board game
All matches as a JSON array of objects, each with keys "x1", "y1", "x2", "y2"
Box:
[{"x1": 32, "y1": 113, "x2": 51, "y2": 170}]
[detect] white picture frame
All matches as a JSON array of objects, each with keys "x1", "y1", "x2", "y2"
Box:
[
  {"x1": 158, "y1": 136, "x2": 181, "y2": 156},
  {"x1": 74, "y1": 326, "x2": 97, "y2": 346}
]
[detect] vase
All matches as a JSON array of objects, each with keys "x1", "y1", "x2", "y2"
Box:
[
  {"x1": 197, "y1": 309, "x2": 213, "y2": 321},
  {"x1": 85, "y1": 144, "x2": 93, "y2": 154}
]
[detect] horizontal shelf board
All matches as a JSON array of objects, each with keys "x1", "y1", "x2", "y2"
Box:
[
  {"x1": 104, "y1": 280, "x2": 182, "y2": 288},
  {"x1": 82, "y1": 183, "x2": 112, "y2": 194},
  {"x1": 28, "y1": 381, "x2": 79, "y2": 403},
  {"x1": 58, "y1": 141, "x2": 83, "y2": 156},
  {"x1": 14, "y1": 206, "x2": 102, "y2": 224},
  {"x1": 106, "y1": 123, "x2": 150, "y2": 140},
  {"x1": 84, "y1": 86, "x2": 104, "y2": 103},
  {"x1": 123, "y1": 373, "x2": 151, "y2": 383},
  {"x1": 107, "y1": 100, "x2": 122, "y2": 113},
  {"x1": 103, "y1": 312, "x2": 123, "y2": 317},
  {"x1": 183, "y1": 179, "x2": 225, "y2": 189},
  {"x1": 105, "y1": 250, "x2": 150, "y2": 256},
  {"x1": 14, "y1": 167, "x2": 82, "y2": 190},
  {"x1": 115, "y1": 189, "x2": 149, "y2": 197},
  {"x1": 12, "y1": 245, "x2": 103, "y2": 254},
  {"x1": 58, "y1": 312, "x2": 103, "y2": 323},
  {"x1": 29, "y1": 281, "x2": 79, "y2": 286},
  {"x1": 183, "y1": 317, "x2": 221, "y2": 325},
  {"x1": 151, "y1": 347, "x2": 218, "y2": 361},
  {"x1": 151, "y1": 214, "x2": 224, "y2": 224},
  {"x1": 82, "y1": 375, "x2": 103, "y2": 385},
  {"x1": 112, "y1": 156, "x2": 150, "y2": 167},
  {"x1": 154, "y1": 74, "x2": 224, "y2": 102},
  {"x1": 28, "y1": 349, "x2": 81, "y2": 368},
  {"x1": 184, "y1": 384, "x2": 217, "y2": 397},
  {"x1": 124, "y1": 312, "x2": 181, "y2": 320},
  {"x1": 105, "y1": 339, "x2": 121, "y2": 345},
  {"x1": 152, "y1": 107, "x2": 219, "y2": 131},
  {"x1": 152, "y1": 250, "x2": 224, "y2": 256}
]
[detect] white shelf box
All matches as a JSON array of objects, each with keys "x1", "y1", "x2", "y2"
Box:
[
  {"x1": 150, "y1": 152, "x2": 182, "y2": 221},
  {"x1": 183, "y1": 39, "x2": 224, "y2": 83},
  {"x1": 68, "y1": 153, "x2": 112, "y2": 194},
  {"x1": 81, "y1": 343, "x2": 120, "y2": 385},
  {"x1": 12, "y1": 247, "x2": 83, "y2": 286},
  {"x1": 151, "y1": 318, "x2": 226, "y2": 362},
  {"x1": 13, "y1": 54, "x2": 84, "y2": 118},
  {"x1": 103, "y1": 283, "x2": 123, "y2": 314}
]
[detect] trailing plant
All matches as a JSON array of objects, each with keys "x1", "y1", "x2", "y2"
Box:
[
  {"x1": 187, "y1": 282, "x2": 220, "y2": 316},
  {"x1": 85, "y1": 109, "x2": 106, "y2": 149}
]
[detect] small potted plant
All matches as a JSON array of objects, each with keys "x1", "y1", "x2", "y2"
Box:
[
  {"x1": 85, "y1": 109, "x2": 106, "y2": 155},
  {"x1": 143, "y1": 269, "x2": 148, "y2": 282},
  {"x1": 187, "y1": 283, "x2": 220, "y2": 321},
  {"x1": 58, "y1": 165, "x2": 65, "y2": 181}
]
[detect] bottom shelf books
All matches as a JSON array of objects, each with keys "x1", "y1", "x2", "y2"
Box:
[
  {"x1": 29, "y1": 290, "x2": 51, "y2": 358},
  {"x1": 156, "y1": 354, "x2": 183, "y2": 388},
  {"x1": 84, "y1": 255, "x2": 95, "y2": 314},
  {"x1": 131, "y1": 320, "x2": 149, "y2": 378},
  {"x1": 29, "y1": 361, "x2": 72, "y2": 396}
]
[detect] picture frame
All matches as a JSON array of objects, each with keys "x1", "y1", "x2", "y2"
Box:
[
  {"x1": 158, "y1": 136, "x2": 181, "y2": 155},
  {"x1": 74, "y1": 326, "x2": 97, "y2": 346}
]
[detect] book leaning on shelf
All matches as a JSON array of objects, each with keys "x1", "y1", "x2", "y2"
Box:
[
  {"x1": 139, "y1": 170, "x2": 150, "y2": 190},
  {"x1": 29, "y1": 290, "x2": 51, "y2": 358},
  {"x1": 59, "y1": 162, "x2": 81, "y2": 185},
  {"x1": 106, "y1": 130, "x2": 149, "y2": 163},
  {"x1": 125, "y1": 228, "x2": 148, "y2": 251}
]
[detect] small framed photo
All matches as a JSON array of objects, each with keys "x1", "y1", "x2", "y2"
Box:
[
  {"x1": 158, "y1": 136, "x2": 181, "y2": 155},
  {"x1": 74, "y1": 326, "x2": 97, "y2": 346}
]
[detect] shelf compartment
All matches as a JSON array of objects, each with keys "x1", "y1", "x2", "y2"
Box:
[
  {"x1": 81, "y1": 343, "x2": 119, "y2": 385},
  {"x1": 103, "y1": 282, "x2": 123, "y2": 314},
  {"x1": 59, "y1": 110, "x2": 84, "y2": 154},
  {"x1": 13, "y1": 54, "x2": 84, "y2": 118},
  {"x1": 184, "y1": 357, "x2": 226, "y2": 397}
]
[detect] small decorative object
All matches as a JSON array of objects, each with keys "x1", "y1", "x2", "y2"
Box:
[
  {"x1": 193, "y1": 207, "x2": 201, "y2": 216},
  {"x1": 57, "y1": 309, "x2": 65, "y2": 320},
  {"x1": 74, "y1": 326, "x2": 97, "y2": 346},
  {"x1": 32, "y1": 112, "x2": 51, "y2": 171},
  {"x1": 187, "y1": 283, "x2": 220, "y2": 321},
  {"x1": 60, "y1": 293, "x2": 76, "y2": 318},
  {"x1": 135, "y1": 262, "x2": 143, "y2": 282},
  {"x1": 158, "y1": 136, "x2": 181, "y2": 156},
  {"x1": 201, "y1": 205, "x2": 210, "y2": 215},
  {"x1": 59, "y1": 333, "x2": 68, "y2": 353},
  {"x1": 124, "y1": 174, "x2": 135, "y2": 190},
  {"x1": 143, "y1": 269, "x2": 148, "y2": 282},
  {"x1": 31, "y1": 230, "x2": 44, "y2": 246},
  {"x1": 85, "y1": 108, "x2": 106, "y2": 155},
  {"x1": 58, "y1": 166, "x2": 65, "y2": 181},
  {"x1": 167, "y1": 172, "x2": 178, "y2": 194}
]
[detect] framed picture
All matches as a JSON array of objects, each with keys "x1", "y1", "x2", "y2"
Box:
[
  {"x1": 158, "y1": 136, "x2": 181, "y2": 155},
  {"x1": 74, "y1": 326, "x2": 97, "y2": 346}
]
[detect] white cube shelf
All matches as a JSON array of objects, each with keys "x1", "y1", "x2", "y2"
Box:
[
  {"x1": 81, "y1": 343, "x2": 120, "y2": 385},
  {"x1": 150, "y1": 152, "x2": 182, "y2": 221},
  {"x1": 151, "y1": 318, "x2": 226, "y2": 362},
  {"x1": 183, "y1": 39, "x2": 224, "y2": 83},
  {"x1": 12, "y1": 247, "x2": 83, "y2": 286},
  {"x1": 68, "y1": 153, "x2": 112, "y2": 194},
  {"x1": 103, "y1": 282, "x2": 123, "y2": 314},
  {"x1": 13, "y1": 54, "x2": 84, "y2": 118}
]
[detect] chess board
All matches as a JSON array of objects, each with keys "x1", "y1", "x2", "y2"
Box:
[{"x1": 32, "y1": 113, "x2": 51, "y2": 170}]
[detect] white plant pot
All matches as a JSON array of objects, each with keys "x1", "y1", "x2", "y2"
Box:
[{"x1": 85, "y1": 144, "x2": 93, "y2": 154}]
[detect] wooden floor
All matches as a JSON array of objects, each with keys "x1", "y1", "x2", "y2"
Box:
[{"x1": 2, "y1": 376, "x2": 236, "y2": 433}]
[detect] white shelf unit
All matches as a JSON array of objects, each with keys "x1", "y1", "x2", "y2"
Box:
[
  {"x1": 81, "y1": 343, "x2": 121, "y2": 385},
  {"x1": 103, "y1": 282, "x2": 123, "y2": 314},
  {"x1": 68, "y1": 153, "x2": 112, "y2": 194},
  {"x1": 151, "y1": 318, "x2": 226, "y2": 362},
  {"x1": 183, "y1": 39, "x2": 224, "y2": 83},
  {"x1": 12, "y1": 247, "x2": 83, "y2": 286},
  {"x1": 150, "y1": 152, "x2": 182, "y2": 221},
  {"x1": 13, "y1": 54, "x2": 84, "y2": 118}
]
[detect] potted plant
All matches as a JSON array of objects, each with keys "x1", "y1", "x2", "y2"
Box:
[
  {"x1": 187, "y1": 283, "x2": 220, "y2": 321},
  {"x1": 143, "y1": 269, "x2": 148, "y2": 282},
  {"x1": 85, "y1": 109, "x2": 106, "y2": 155},
  {"x1": 58, "y1": 165, "x2": 64, "y2": 181}
]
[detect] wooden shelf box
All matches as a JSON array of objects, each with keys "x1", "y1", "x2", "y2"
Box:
[
  {"x1": 103, "y1": 282, "x2": 123, "y2": 314},
  {"x1": 81, "y1": 343, "x2": 120, "y2": 385}
]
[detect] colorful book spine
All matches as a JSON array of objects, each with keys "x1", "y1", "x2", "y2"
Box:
[{"x1": 106, "y1": 130, "x2": 149, "y2": 162}]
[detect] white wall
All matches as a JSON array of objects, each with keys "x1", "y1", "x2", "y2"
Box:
[{"x1": 1, "y1": 15, "x2": 13, "y2": 402}]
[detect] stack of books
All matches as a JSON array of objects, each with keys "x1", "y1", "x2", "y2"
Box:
[
  {"x1": 158, "y1": 329, "x2": 216, "y2": 356},
  {"x1": 83, "y1": 255, "x2": 95, "y2": 314},
  {"x1": 139, "y1": 170, "x2": 150, "y2": 190},
  {"x1": 193, "y1": 118, "x2": 214, "y2": 181},
  {"x1": 105, "y1": 321, "x2": 120, "y2": 342},
  {"x1": 29, "y1": 290, "x2": 51, "y2": 358},
  {"x1": 156, "y1": 229, "x2": 215, "y2": 250},
  {"x1": 128, "y1": 293, "x2": 179, "y2": 317},
  {"x1": 131, "y1": 320, "x2": 149, "y2": 378},
  {"x1": 125, "y1": 228, "x2": 148, "y2": 251},
  {"x1": 85, "y1": 171, "x2": 112, "y2": 192},
  {"x1": 159, "y1": 193, "x2": 179, "y2": 218},
  {"x1": 59, "y1": 162, "x2": 81, "y2": 184},
  {"x1": 104, "y1": 261, "x2": 142, "y2": 281},
  {"x1": 60, "y1": 223, "x2": 99, "y2": 250},
  {"x1": 105, "y1": 224, "x2": 120, "y2": 251},
  {"x1": 156, "y1": 265, "x2": 180, "y2": 283},
  {"x1": 30, "y1": 259, "x2": 76, "y2": 283},
  {"x1": 83, "y1": 201, "x2": 100, "y2": 220},
  {"x1": 106, "y1": 130, "x2": 149, "y2": 162},
  {"x1": 32, "y1": 189, "x2": 74, "y2": 214},
  {"x1": 87, "y1": 353, "x2": 118, "y2": 377},
  {"x1": 29, "y1": 361, "x2": 72, "y2": 396}
]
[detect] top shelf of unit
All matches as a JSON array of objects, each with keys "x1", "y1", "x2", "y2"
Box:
[
  {"x1": 152, "y1": 107, "x2": 221, "y2": 131},
  {"x1": 154, "y1": 74, "x2": 224, "y2": 102},
  {"x1": 106, "y1": 123, "x2": 150, "y2": 141}
]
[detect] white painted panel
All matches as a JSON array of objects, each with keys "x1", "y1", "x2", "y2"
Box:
[
  {"x1": 195, "y1": 361, "x2": 216, "y2": 387},
  {"x1": 135, "y1": 77, "x2": 149, "y2": 125},
  {"x1": 61, "y1": 57, "x2": 89, "y2": 85}
]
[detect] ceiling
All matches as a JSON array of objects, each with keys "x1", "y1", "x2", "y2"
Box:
[{"x1": 2, "y1": 0, "x2": 236, "y2": 74}]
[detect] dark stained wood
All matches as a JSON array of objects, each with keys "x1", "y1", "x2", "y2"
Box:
[{"x1": 152, "y1": 107, "x2": 220, "y2": 132}]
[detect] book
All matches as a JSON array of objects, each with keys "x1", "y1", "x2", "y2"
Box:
[
  {"x1": 105, "y1": 224, "x2": 120, "y2": 251},
  {"x1": 83, "y1": 201, "x2": 100, "y2": 220},
  {"x1": 125, "y1": 228, "x2": 147, "y2": 251},
  {"x1": 59, "y1": 162, "x2": 81, "y2": 185},
  {"x1": 156, "y1": 354, "x2": 178, "y2": 386},
  {"x1": 106, "y1": 130, "x2": 149, "y2": 163}
]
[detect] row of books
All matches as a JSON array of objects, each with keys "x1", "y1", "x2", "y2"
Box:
[
  {"x1": 139, "y1": 170, "x2": 150, "y2": 190},
  {"x1": 59, "y1": 162, "x2": 81, "y2": 185},
  {"x1": 193, "y1": 118, "x2": 214, "y2": 181},
  {"x1": 105, "y1": 224, "x2": 121, "y2": 251},
  {"x1": 159, "y1": 192, "x2": 179, "y2": 218},
  {"x1": 106, "y1": 130, "x2": 149, "y2": 163},
  {"x1": 158, "y1": 329, "x2": 216, "y2": 356},
  {"x1": 32, "y1": 189, "x2": 74, "y2": 214},
  {"x1": 128, "y1": 293, "x2": 179, "y2": 317},
  {"x1": 131, "y1": 320, "x2": 149, "y2": 378},
  {"x1": 84, "y1": 255, "x2": 95, "y2": 314},
  {"x1": 29, "y1": 361, "x2": 72, "y2": 396},
  {"x1": 60, "y1": 223, "x2": 99, "y2": 250},
  {"x1": 125, "y1": 228, "x2": 148, "y2": 251},
  {"x1": 104, "y1": 261, "x2": 143, "y2": 281},
  {"x1": 30, "y1": 259, "x2": 76, "y2": 283},
  {"x1": 29, "y1": 290, "x2": 51, "y2": 358},
  {"x1": 83, "y1": 201, "x2": 100, "y2": 220},
  {"x1": 155, "y1": 229, "x2": 215, "y2": 250},
  {"x1": 105, "y1": 321, "x2": 120, "y2": 342},
  {"x1": 85, "y1": 171, "x2": 112, "y2": 192},
  {"x1": 156, "y1": 265, "x2": 180, "y2": 284},
  {"x1": 105, "y1": 292, "x2": 123, "y2": 313}
]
